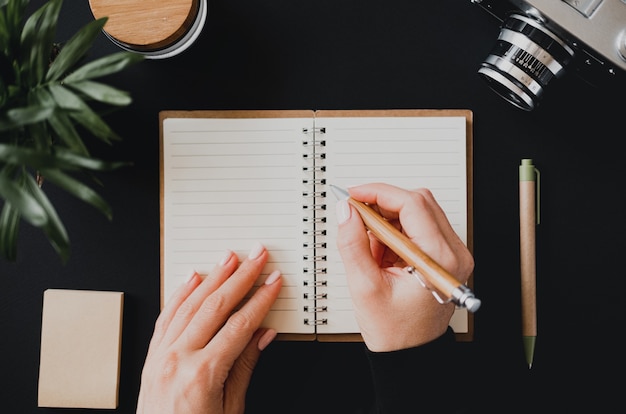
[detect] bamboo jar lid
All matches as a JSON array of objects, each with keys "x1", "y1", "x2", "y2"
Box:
[{"x1": 89, "y1": 0, "x2": 207, "y2": 59}]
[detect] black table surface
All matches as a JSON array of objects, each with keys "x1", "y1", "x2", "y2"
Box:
[{"x1": 1, "y1": 1, "x2": 624, "y2": 412}]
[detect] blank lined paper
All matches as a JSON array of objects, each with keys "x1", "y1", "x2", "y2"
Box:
[
  {"x1": 162, "y1": 115, "x2": 313, "y2": 333},
  {"x1": 318, "y1": 112, "x2": 468, "y2": 335}
]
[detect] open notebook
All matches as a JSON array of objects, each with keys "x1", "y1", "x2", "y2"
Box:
[{"x1": 160, "y1": 109, "x2": 474, "y2": 341}]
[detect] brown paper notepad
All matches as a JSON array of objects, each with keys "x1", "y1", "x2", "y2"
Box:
[{"x1": 38, "y1": 289, "x2": 124, "y2": 409}]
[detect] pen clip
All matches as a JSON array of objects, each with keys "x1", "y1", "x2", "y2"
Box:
[
  {"x1": 406, "y1": 266, "x2": 449, "y2": 305},
  {"x1": 535, "y1": 167, "x2": 540, "y2": 225}
]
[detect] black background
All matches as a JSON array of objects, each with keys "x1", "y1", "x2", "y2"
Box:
[{"x1": 1, "y1": 1, "x2": 624, "y2": 413}]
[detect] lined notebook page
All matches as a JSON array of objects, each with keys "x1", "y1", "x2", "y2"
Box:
[
  {"x1": 161, "y1": 116, "x2": 314, "y2": 334},
  {"x1": 317, "y1": 113, "x2": 469, "y2": 334}
]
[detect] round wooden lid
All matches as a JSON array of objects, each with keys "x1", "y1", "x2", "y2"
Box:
[{"x1": 89, "y1": 0, "x2": 199, "y2": 50}]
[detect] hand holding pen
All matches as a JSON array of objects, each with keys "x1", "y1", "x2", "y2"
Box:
[{"x1": 332, "y1": 183, "x2": 476, "y2": 352}]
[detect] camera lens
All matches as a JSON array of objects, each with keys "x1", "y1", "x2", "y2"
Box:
[{"x1": 478, "y1": 14, "x2": 575, "y2": 111}]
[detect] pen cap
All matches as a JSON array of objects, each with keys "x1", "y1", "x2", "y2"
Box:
[
  {"x1": 519, "y1": 159, "x2": 540, "y2": 223},
  {"x1": 519, "y1": 159, "x2": 536, "y2": 181},
  {"x1": 89, "y1": 0, "x2": 208, "y2": 59}
]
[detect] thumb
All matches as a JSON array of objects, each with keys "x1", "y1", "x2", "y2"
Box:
[
  {"x1": 335, "y1": 199, "x2": 382, "y2": 295},
  {"x1": 223, "y1": 329, "x2": 274, "y2": 414}
]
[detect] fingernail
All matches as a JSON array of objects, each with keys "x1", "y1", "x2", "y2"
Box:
[
  {"x1": 335, "y1": 199, "x2": 351, "y2": 224},
  {"x1": 248, "y1": 242, "x2": 265, "y2": 259},
  {"x1": 258, "y1": 328, "x2": 277, "y2": 351},
  {"x1": 186, "y1": 271, "x2": 200, "y2": 284},
  {"x1": 219, "y1": 249, "x2": 233, "y2": 265},
  {"x1": 264, "y1": 270, "x2": 281, "y2": 285}
]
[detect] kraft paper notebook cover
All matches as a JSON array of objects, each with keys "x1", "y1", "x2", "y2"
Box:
[
  {"x1": 159, "y1": 109, "x2": 474, "y2": 341},
  {"x1": 38, "y1": 289, "x2": 124, "y2": 408}
]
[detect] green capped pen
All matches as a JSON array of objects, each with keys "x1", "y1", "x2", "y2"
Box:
[{"x1": 519, "y1": 159, "x2": 539, "y2": 368}]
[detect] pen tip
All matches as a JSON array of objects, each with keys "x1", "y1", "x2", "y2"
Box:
[
  {"x1": 522, "y1": 336, "x2": 536, "y2": 369},
  {"x1": 329, "y1": 184, "x2": 349, "y2": 201}
]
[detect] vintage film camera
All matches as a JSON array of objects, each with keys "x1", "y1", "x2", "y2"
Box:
[{"x1": 471, "y1": 0, "x2": 626, "y2": 110}]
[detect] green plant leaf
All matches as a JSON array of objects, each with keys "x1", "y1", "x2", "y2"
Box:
[
  {"x1": 0, "y1": 143, "x2": 130, "y2": 171},
  {"x1": 0, "y1": 169, "x2": 47, "y2": 226},
  {"x1": 0, "y1": 1, "x2": 139, "y2": 262},
  {"x1": 63, "y1": 51, "x2": 144, "y2": 83},
  {"x1": 47, "y1": 83, "x2": 83, "y2": 110},
  {"x1": 46, "y1": 83, "x2": 121, "y2": 143},
  {"x1": 20, "y1": 0, "x2": 62, "y2": 85},
  {"x1": 67, "y1": 80, "x2": 132, "y2": 106},
  {"x1": 0, "y1": 0, "x2": 28, "y2": 55},
  {"x1": 0, "y1": 12, "x2": 7, "y2": 53},
  {"x1": 0, "y1": 105, "x2": 54, "y2": 131},
  {"x1": 45, "y1": 16, "x2": 106, "y2": 82},
  {"x1": 39, "y1": 168, "x2": 113, "y2": 220},
  {"x1": 24, "y1": 117, "x2": 52, "y2": 150},
  {"x1": 47, "y1": 110, "x2": 90, "y2": 155},
  {"x1": 68, "y1": 100, "x2": 120, "y2": 144},
  {"x1": 24, "y1": 172, "x2": 70, "y2": 263},
  {"x1": 0, "y1": 201, "x2": 20, "y2": 261},
  {"x1": 29, "y1": 86, "x2": 89, "y2": 155}
]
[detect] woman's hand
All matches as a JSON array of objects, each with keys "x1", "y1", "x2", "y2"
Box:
[
  {"x1": 136, "y1": 243, "x2": 282, "y2": 414},
  {"x1": 335, "y1": 183, "x2": 474, "y2": 352}
]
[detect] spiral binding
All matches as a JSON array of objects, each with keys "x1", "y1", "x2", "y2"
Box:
[
  {"x1": 302, "y1": 189, "x2": 326, "y2": 211},
  {"x1": 303, "y1": 267, "x2": 327, "y2": 275},
  {"x1": 303, "y1": 242, "x2": 327, "y2": 249},
  {"x1": 304, "y1": 305, "x2": 328, "y2": 312},
  {"x1": 303, "y1": 165, "x2": 326, "y2": 172},
  {"x1": 303, "y1": 229, "x2": 326, "y2": 236},
  {"x1": 302, "y1": 125, "x2": 328, "y2": 326},
  {"x1": 303, "y1": 216, "x2": 326, "y2": 223},
  {"x1": 304, "y1": 318, "x2": 328, "y2": 326},
  {"x1": 304, "y1": 280, "x2": 327, "y2": 287}
]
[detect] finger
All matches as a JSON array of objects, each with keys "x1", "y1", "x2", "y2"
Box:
[
  {"x1": 349, "y1": 183, "x2": 472, "y2": 281},
  {"x1": 397, "y1": 188, "x2": 474, "y2": 282},
  {"x1": 159, "y1": 249, "x2": 240, "y2": 348},
  {"x1": 204, "y1": 270, "x2": 282, "y2": 366},
  {"x1": 335, "y1": 198, "x2": 389, "y2": 298},
  {"x1": 180, "y1": 243, "x2": 270, "y2": 350},
  {"x1": 223, "y1": 328, "x2": 277, "y2": 413},
  {"x1": 349, "y1": 183, "x2": 457, "y2": 246},
  {"x1": 146, "y1": 271, "x2": 202, "y2": 354},
  {"x1": 347, "y1": 183, "x2": 405, "y2": 218}
]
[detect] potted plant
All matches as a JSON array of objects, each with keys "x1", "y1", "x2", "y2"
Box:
[{"x1": 0, "y1": 0, "x2": 143, "y2": 262}]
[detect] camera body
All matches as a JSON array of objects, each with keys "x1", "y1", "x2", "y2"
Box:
[{"x1": 471, "y1": 0, "x2": 626, "y2": 110}]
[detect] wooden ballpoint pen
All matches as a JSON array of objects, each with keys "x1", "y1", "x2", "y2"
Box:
[
  {"x1": 330, "y1": 185, "x2": 481, "y2": 313},
  {"x1": 519, "y1": 159, "x2": 538, "y2": 368}
]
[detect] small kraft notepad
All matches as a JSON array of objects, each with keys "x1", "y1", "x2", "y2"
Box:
[
  {"x1": 38, "y1": 289, "x2": 124, "y2": 409},
  {"x1": 160, "y1": 109, "x2": 474, "y2": 341}
]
